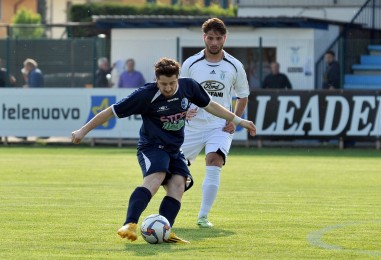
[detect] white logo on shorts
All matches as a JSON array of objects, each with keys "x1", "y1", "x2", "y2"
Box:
[{"x1": 141, "y1": 152, "x2": 151, "y2": 172}]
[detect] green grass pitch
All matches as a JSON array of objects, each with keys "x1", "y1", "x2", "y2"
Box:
[{"x1": 0, "y1": 146, "x2": 380, "y2": 259}]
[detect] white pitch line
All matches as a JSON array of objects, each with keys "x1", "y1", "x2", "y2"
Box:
[{"x1": 307, "y1": 220, "x2": 381, "y2": 257}]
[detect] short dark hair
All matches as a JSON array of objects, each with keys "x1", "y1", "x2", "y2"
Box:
[
  {"x1": 202, "y1": 18, "x2": 227, "y2": 35},
  {"x1": 126, "y1": 58, "x2": 135, "y2": 65},
  {"x1": 325, "y1": 50, "x2": 335, "y2": 57},
  {"x1": 154, "y1": 58, "x2": 180, "y2": 78}
]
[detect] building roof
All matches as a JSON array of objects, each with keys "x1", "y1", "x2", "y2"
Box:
[{"x1": 93, "y1": 15, "x2": 348, "y2": 30}]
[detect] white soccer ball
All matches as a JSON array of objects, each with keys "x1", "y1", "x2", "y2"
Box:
[{"x1": 140, "y1": 214, "x2": 171, "y2": 244}]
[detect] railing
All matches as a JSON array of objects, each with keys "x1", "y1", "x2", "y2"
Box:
[
  {"x1": 0, "y1": 23, "x2": 108, "y2": 88},
  {"x1": 314, "y1": 0, "x2": 381, "y2": 89}
]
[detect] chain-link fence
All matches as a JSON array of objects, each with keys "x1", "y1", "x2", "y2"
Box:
[
  {"x1": 0, "y1": 23, "x2": 109, "y2": 89},
  {"x1": 0, "y1": 37, "x2": 109, "y2": 88}
]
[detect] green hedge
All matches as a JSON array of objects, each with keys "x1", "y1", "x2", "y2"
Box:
[
  {"x1": 12, "y1": 8, "x2": 44, "y2": 39},
  {"x1": 69, "y1": 3, "x2": 236, "y2": 22}
]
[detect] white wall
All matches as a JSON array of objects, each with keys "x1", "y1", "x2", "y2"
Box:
[
  {"x1": 256, "y1": 28, "x2": 315, "y2": 90},
  {"x1": 46, "y1": 0, "x2": 87, "y2": 38},
  {"x1": 112, "y1": 28, "x2": 182, "y2": 82},
  {"x1": 111, "y1": 26, "x2": 339, "y2": 89},
  {"x1": 314, "y1": 25, "x2": 341, "y2": 63},
  {"x1": 112, "y1": 26, "x2": 339, "y2": 90}
]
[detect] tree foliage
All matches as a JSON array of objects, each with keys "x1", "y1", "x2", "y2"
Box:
[
  {"x1": 12, "y1": 8, "x2": 44, "y2": 39},
  {"x1": 69, "y1": 3, "x2": 236, "y2": 22}
]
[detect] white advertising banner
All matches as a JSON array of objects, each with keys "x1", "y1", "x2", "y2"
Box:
[{"x1": 0, "y1": 89, "x2": 248, "y2": 141}]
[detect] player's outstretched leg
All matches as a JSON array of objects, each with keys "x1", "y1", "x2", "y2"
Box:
[
  {"x1": 197, "y1": 165, "x2": 221, "y2": 228},
  {"x1": 161, "y1": 175, "x2": 190, "y2": 244},
  {"x1": 159, "y1": 196, "x2": 190, "y2": 244},
  {"x1": 117, "y1": 187, "x2": 152, "y2": 241}
]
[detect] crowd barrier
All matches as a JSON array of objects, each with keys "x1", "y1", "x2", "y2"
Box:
[
  {"x1": 0, "y1": 88, "x2": 247, "y2": 141},
  {"x1": 1, "y1": 89, "x2": 380, "y2": 148},
  {"x1": 248, "y1": 90, "x2": 381, "y2": 148}
]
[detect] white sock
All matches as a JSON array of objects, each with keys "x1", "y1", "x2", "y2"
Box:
[{"x1": 198, "y1": 166, "x2": 221, "y2": 219}]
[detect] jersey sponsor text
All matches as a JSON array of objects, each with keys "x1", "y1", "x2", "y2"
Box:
[
  {"x1": 201, "y1": 81, "x2": 225, "y2": 97},
  {"x1": 160, "y1": 111, "x2": 187, "y2": 131}
]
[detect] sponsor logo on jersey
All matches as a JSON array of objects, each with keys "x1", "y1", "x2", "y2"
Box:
[
  {"x1": 160, "y1": 111, "x2": 187, "y2": 131},
  {"x1": 157, "y1": 105, "x2": 169, "y2": 112},
  {"x1": 220, "y1": 70, "x2": 226, "y2": 80},
  {"x1": 181, "y1": 98, "x2": 189, "y2": 109},
  {"x1": 87, "y1": 96, "x2": 116, "y2": 130},
  {"x1": 210, "y1": 70, "x2": 216, "y2": 74},
  {"x1": 167, "y1": 97, "x2": 179, "y2": 102},
  {"x1": 201, "y1": 80, "x2": 225, "y2": 97}
]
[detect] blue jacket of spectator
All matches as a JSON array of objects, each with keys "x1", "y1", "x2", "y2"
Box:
[{"x1": 28, "y1": 68, "x2": 44, "y2": 88}]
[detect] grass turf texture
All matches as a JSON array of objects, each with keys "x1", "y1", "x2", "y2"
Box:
[{"x1": 0, "y1": 147, "x2": 380, "y2": 259}]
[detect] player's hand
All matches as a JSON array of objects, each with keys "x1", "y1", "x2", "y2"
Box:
[
  {"x1": 238, "y1": 120, "x2": 257, "y2": 136},
  {"x1": 186, "y1": 108, "x2": 198, "y2": 120},
  {"x1": 71, "y1": 129, "x2": 85, "y2": 144},
  {"x1": 223, "y1": 121, "x2": 236, "y2": 134}
]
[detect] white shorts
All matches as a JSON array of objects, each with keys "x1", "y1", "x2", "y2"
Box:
[{"x1": 181, "y1": 127, "x2": 233, "y2": 165}]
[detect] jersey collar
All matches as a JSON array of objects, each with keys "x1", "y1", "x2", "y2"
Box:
[
  {"x1": 204, "y1": 49, "x2": 225, "y2": 63},
  {"x1": 151, "y1": 84, "x2": 179, "y2": 103}
]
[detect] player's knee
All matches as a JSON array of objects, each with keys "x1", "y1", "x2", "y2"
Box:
[
  {"x1": 205, "y1": 153, "x2": 224, "y2": 167},
  {"x1": 166, "y1": 177, "x2": 185, "y2": 200},
  {"x1": 142, "y1": 172, "x2": 166, "y2": 195}
]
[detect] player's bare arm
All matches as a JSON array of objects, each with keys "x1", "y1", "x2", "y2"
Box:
[
  {"x1": 71, "y1": 106, "x2": 114, "y2": 144},
  {"x1": 223, "y1": 97, "x2": 248, "y2": 134},
  {"x1": 204, "y1": 101, "x2": 256, "y2": 136}
]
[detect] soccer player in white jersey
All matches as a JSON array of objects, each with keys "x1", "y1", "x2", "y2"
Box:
[{"x1": 180, "y1": 18, "x2": 251, "y2": 228}]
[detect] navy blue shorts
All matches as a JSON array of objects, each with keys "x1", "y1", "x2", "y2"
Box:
[{"x1": 137, "y1": 147, "x2": 194, "y2": 191}]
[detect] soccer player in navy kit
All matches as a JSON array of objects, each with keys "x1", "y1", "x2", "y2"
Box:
[{"x1": 71, "y1": 58, "x2": 256, "y2": 243}]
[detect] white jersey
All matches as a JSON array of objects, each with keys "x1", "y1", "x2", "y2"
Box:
[{"x1": 180, "y1": 50, "x2": 249, "y2": 129}]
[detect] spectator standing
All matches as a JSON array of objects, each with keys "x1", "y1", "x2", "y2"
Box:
[
  {"x1": 0, "y1": 60, "x2": 8, "y2": 87},
  {"x1": 95, "y1": 57, "x2": 112, "y2": 88},
  {"x1": 23, "y1": 58, "x2": 44, "y2": 88},
  {"x1": 118, "y1": 59, "x2": 145, "y2": 88},
  {"x1": 111, "y1": 59, "x2": 124, "y2": 88},
  {"x1": 263, "y1": 62, "x2": 292, "y2": 89},
  {"x1": 20, "y1": 67, "x2": 29, "y2": 88},
  {"x1": 0, "y1": 58, "x2": 16, "y2": 87},
  {"x1": 323, "y1": 50, "x2": 340, "y2": 89}
]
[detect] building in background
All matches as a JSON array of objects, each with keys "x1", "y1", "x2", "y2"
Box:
[
  {"x1": 237, "y1": 0, "x2": 364, "y2": 22},
  {"x1": 94, "y1": 16, "x2": 342, "y2": 90},
  {"x1": 0, "y1": 0, "x2": 38, "y2": 38},
  {"x1": 44, "y1": 0, "x2": 233, "y2": 38},
  {"x1": 1, "y1": 0, "x2": 234, "y2": 39}
]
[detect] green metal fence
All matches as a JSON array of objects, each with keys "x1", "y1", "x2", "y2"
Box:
[{"x1": 0, "y1": 37, "x2": 106, "y2": 88}]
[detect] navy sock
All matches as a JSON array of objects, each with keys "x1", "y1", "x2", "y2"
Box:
[
  {"x1": 124, "y1": 187, "x2": 152, "y2": 225},
  {"x1": 159, "y1": 196, "x2": 181, "y2": 227}
]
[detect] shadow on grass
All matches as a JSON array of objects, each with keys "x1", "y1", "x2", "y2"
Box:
[{"x1": 123, "y1": 227, "x2": 235, "y2": 256}]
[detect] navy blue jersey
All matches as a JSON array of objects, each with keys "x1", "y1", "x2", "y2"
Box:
[{"x1": 112, "y1": 78, "x2": 211, "y2": 152}]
